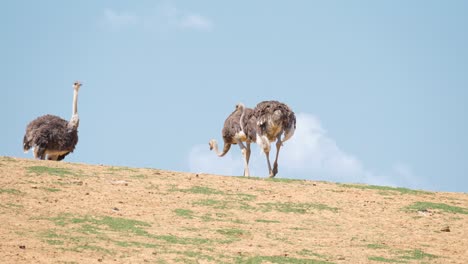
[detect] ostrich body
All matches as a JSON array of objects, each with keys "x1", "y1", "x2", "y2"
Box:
[
  {"x1": 23, "y1": 81, "x2": 82, "y2": 161},
  {"x1": 252, "y1": 100, "x2": 296, "y2": 177},
  {"x1": 209, "y1": 103, "x2": 255, "y2": 176}
]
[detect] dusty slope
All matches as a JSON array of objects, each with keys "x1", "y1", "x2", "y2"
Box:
[{"x1": 0, "y1": 156, "x2": 467, "y2": 264}]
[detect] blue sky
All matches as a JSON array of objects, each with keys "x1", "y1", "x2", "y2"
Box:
[{"x1": 1, "y1": 1, "x2": 467, "y2": 193}]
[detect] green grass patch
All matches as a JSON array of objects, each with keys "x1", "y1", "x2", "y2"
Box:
[
  {"x1": 255, "y1": 219, "x2": 280, "y2": 223},
  {"x1": 174, "y1": 208, "x2": 194, "y2": 219},
  {"x1": 266, "y1": 177, "x2": 304, "y2": 183},
  {"x1": 46, "y1": 239, "x2": 64, "y2": 245},
  {"x1": 174, "y1": 186, "x2": 224, "y2": 195},
  {"x1": 77, "y1": 216, "x2": 151, "y2": 235},
  {"x1": 405, "y1": 202, "x2": 468, "y2": 214},
  {"x1": 169, "y1": 250, "x2": 216, "y2": 262},
  {"x1": 46, "y1": 214, "x2": 213, "y2": 246},
  {"x1": 73, "y1": 244, "x2": 113, "y2": 254},
  {"x1": 115, "y1": 241, "x2": 158, "y2": 248},
  {"x1": 107, "y1": 166, "x2": 137, "y2": 172},
  {"x1": 41, "y1": 230, "x2": 61, "y2": 238},
  {"x1": 130, "y1": 174, "x2": 147, "y2": 179},
  {"x1": 78, "y1": 224, "x2": 102, "y2": 235},
  {"x1": 235, "y1": 193, "x2": 257, "y2": 201},
  {"x1": 39, "y1": 230, "x2": 90, "y2": 249},
  {"x1": 5, "y1": 203, "x2": 24, "y2": 208},
  {"x1": 193, "y1": 199, "x2": 228, "y2": 209},
  {"x1": 340, "y1": 184, "x2": 432, "y2": 195},
  {"x1": 155, "y1": 235, "x2": 210, "y2": 245},
  {"x1": 400, "y1": 249, "x2": 437, "y2": 260},
  {"x1": 368, "y1": 256, "x2": 403, "y2": 263},
  {"x1": 27, "y1": 166, "x2": 75, "y2": 177},
  {"x1": 258, "y1": 202, "x2": 338, "y2": 214},
  {"x1": 40, "y1": 187, "x2": 60, "y2": 192},
  {"x1": 297, "y1": 249, "x2": 328, "y2": 259},
  {"x1": 369, "y1": 248, "x2": 437, "y2": 263},
  {"x1": 0, "y1": 188, "x2": 22, "y2": 195},
  {"x1": 236, "y1": 255, "x2": 333, "y2": 264},
  {"x1": 45, "y1": 214, "x2": 152, "y2": 236},
  {"x1": 367, "y1": 244, "x2": 388, "y2": 249},
  {"x1": 217, "y1": 228, "x2": 248, "y2": 237}
]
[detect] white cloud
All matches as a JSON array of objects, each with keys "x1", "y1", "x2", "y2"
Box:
[
  {"x1": 179, "y1": 14, "x2": 213, "y2": 31},
  {"x1": 100, "y1": 5, "x2": 213, "y2": 32},
  {"x1": 102, "y1": 9, "x2": 138, "y2": 30},
  {"x1": 189, "y1": 144, "x2": 242, "y2": 176},
  {"x1": 188, "y1": 112, "x2": 421, "y2": 189}
]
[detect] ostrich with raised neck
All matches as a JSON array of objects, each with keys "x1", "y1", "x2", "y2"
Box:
[
  {"x1": 23, "y1": 81, "x2": 82, "y2": 161},
  {"x1": 209, "y1": 103, "x2": 254, "y2": 176}
]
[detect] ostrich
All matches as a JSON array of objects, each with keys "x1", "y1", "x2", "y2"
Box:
[
  {"x1": 252, "y1": 100, "x2": 296, "y2": 178},
  {"x1": 209, "y1": 103, "x2": 255, "y2": 176},
  {"x1": 23, "y1": 81, "x2": 82, "y2": 161}
]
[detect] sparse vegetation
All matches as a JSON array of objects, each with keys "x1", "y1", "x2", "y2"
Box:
[
  {"x1": 174, "y1": 208, "x2": 194, "y2": 219},
  {"x1": 130, "y1": 174, "x2": 147, "y2": 179},
  {"x1": 367, "y1": 244, "x2": 388, "y2": 249},
  {"x1": 235, "y1": 255, "x2": 333, "y2": 264},
  {"x1": 0, "y1": 157, "x2": 465, "y2": 263},
  {"x1": 40, "y1": 187, "x2": 60, "y2": 192},
  {"x1": 340, "y1": 184, "x2": 432, "y2": 195},
  {"x1": 258, "y1": 202, "x2": 338, "y2": 213},
  {"x1": 217, "y1": 228, "x2": 248, "y2": 238},
  {"x1": 173, "y1": 186, "x2": 224, "y2": 195},
  {"x1": 107, "y1": 166, "x2": 137, "y2": 172},
  {"x1": 297, "y1": 249, "x2": 328, "y2": 259},
  {"x1": 368, "y1": 256, "x2": 403, "y2": 263},
  {"x1": 404, "y1": 201, "x2": 468, "y2": 214},
  {"x1": 27, "y1": 166, "x2": 75, "y2": 177},
  {"x1": 368, "y1": 247, "x2": 438, "y2": 263},
  {"x1": 0, "y1": 188, "x2": 22, "y2": 195},
  {"x1": 255, "y1": 219, "x2": 280, "y2": 223}
]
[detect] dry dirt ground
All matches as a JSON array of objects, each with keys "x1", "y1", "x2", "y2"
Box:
[{"x1": 0, "y1": 156, "x2": 467, "y2": 264}]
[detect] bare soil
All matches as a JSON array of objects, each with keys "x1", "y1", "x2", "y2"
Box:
[{"x1": 0, "y1": 156, "x2": 467, "y2": 263}]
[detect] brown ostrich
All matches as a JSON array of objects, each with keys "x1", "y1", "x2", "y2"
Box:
[
  {"x1": 23, "y1": 81, "x2": 82, "y2": 161},
  {"x1": 209, "y1": 103, "x2": 255, "y2": 176},
  {"x1": 252, "y1": 100, "x2": 296, "y2": 177}
]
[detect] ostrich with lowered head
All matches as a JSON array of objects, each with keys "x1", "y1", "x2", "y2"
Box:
[
  {"x1": 209, "y1": 103, "x2": 255, "y2": 176},
  {"x1": 252, "y1": 100, "x2": 296, "y2": 177},
  {"x1": 23, "y1": 81, "x2": 82, "y2": 161}
]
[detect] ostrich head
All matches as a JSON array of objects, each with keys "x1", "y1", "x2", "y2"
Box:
[
  {"x1": 235, "y1": 103, "x2": 245, "y2": 111},
  {"x1": 73, "y1": 81, "x2": 82, "y2": 91}
]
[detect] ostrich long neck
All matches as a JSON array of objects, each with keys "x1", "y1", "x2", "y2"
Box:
[
  {"x1": 68, "y1": 88, "x2": 80, "y2": 130},
  {"x1": 239, "y1": 104, "x2": 246, "y2": 132},
  {"x1": 72, "y1": 88, "x2": 79, "y2": 116},
  {"x1": 211, "y1": 140, "x2": 231, "y2": 157}
]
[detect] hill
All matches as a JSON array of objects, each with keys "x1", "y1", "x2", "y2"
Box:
[{"x1": 0, "y1": 156, "x2": 467, "y2": 263}]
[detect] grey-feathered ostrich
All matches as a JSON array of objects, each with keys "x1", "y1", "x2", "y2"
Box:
[
  {"x1": 252, "y1": 100, "x2": 296, "y2": 177},
  {"x1": 23, "y1": 81, "x2": 82, "y2": 161},
  {"x1": 209, "y1": 103, "x2": 255, "y2": 176}
]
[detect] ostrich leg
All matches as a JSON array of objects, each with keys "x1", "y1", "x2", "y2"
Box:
[
  {"x1": 35, "y1": 146, "x2": 46, "y2": 160},
  {"x1": 237, "y1": 140, "x2": 250, "y2": 177},
  {"x1": 264, "y1": 149, "x2": 274, "y2": 178},
  {"x1": 272, "y1": 134, "x2": 283, "y2": 177},
  {"x1": 246, "y1": 142, "x2": 251, "y2": 168}
]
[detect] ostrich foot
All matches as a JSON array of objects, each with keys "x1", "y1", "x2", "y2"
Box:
[
  {"x1": 272, "y1": 162, "x2": 278, "y2": 177},
  {"x1": 272, "y1": 167, "x2": 278, "y2": 177}
]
